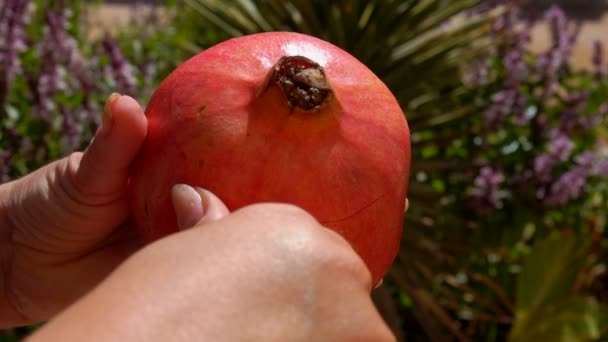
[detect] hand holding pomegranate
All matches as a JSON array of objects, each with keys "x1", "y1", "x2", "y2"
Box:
[
  {"x1": 29, "y1": 190, "x2": 395, "y2": 342},
  {"x1": 1, "y1": 32, "x2": 409, "y2": 339},
  {"x1": 0, "y1": 94, "x2": 148, "y2": 326}
]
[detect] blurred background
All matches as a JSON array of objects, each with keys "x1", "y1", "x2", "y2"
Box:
[{"x1": 1, "y1": 0, "x2": 607, "y2": 341}]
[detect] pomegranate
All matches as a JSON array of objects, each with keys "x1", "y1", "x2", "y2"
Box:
[{"x1": 128, "y1": 32, "x2": 410, "y2": 284}]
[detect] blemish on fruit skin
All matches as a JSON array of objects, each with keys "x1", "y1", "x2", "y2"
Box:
[
  {"x1": 198, "y1": 105, "x2": 207, "y2": 114},
  {"x1": 322, "y1": 193, "x2": 387, "y2": 224}
]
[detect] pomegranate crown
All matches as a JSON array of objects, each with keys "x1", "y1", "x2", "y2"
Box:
[{"x1": 270, "y1": 55, "x2": 332, "y2": 111}]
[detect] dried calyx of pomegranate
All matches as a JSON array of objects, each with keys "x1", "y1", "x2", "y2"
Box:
[{"x1": 268, "y1": 56, "x2": 332, "y2": 111}]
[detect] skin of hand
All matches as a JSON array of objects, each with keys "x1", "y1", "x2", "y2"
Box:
[
  {"x1": 27, "y1": 187, "x2": 396, "y2": 342},
  {"x1": 0, "y1": 93, "x2": 148, "y2": 326},
  {"x1": 0, "y1": 92, "x2": 403, "y2": 339}
]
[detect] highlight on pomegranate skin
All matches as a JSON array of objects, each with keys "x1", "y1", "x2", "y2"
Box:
[{"x1": 128, "y1": 31, "x2": 411, "y2": 285}]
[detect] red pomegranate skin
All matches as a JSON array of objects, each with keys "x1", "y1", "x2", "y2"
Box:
[{"x1": 128, "y1": 32, "x2": 410, "y2": 284}]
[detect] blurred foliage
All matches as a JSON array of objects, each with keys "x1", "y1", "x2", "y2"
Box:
[
  {"x1": 0, "y1": 0, "x2": 177, "y2": 182},
  {"x1": 180, "y1": 0, "x2": 502, "y2": 123},
  {"x1": 1, "y1": 0, "x2": 607, "y2": 341},
  {"x1": 510, "y1": 234, "x2": 608, "y2": 342}
]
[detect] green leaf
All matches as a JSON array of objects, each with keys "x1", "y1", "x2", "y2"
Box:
[
  {"x1": 509, "y1": 235, "x2": 608, "y2": 342},
  {"x1": 515, "y1": 234, "x2": 591, "y2": 316},
  {"x1": 510, "y1": 296, "x2": 608, "y2": 342}
]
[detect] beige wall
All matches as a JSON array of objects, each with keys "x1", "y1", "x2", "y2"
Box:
[
  {"x1": 84, "y1": 3, "x2": 161, "y2": 39},
  {"x1": 529, "y1": 13, "x2": 608, "y2": 70}
]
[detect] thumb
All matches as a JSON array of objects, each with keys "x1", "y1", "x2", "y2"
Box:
[
  {"x1": 73, "y1": 94, "x2": 147, "y2": 198},
  {"x1": 171, "y1": 184, "x2": 230, "y2": 230}
]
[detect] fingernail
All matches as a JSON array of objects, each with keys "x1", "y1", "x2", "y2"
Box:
[
  {"x1": 374, "y1": 278, "x2": 384, "y2": 289},
  {"x1": 101, "y1": 92, "x2": 121, "y2": 135},
  {"x1": 404, "y1": 198, "x2": 409, "y2": 213},
  {"x1": 172, "y1": 184, "x2": 206, "y2": 230}
]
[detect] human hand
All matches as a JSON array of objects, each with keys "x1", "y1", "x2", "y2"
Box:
[
  {"x1": 0, "y1": 94, "x2": 147, "y2": 326},
  {"x1": 28, "y1": 188, "x2": 395, "y2": 341}
]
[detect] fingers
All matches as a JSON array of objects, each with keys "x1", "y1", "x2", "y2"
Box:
[
  {"x1": 171, "y1": 184, "x2": 230, "y2": 230},
  {"x1": 73, "y1": 94, "x2": 147, "y2": 197}
]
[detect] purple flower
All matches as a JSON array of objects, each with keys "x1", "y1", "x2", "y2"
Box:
[
  {"x1": 492, "y1": 11, "x2": 512, "y2": 36},
  {"x1": 512, "y1": 94, "x2": 529, "y2": 126},
  {"x1": 548, "y1": 132, "x2": 574, "y2": 161},
  {"x1": 547, "y1": 5, "x2": 567, "y2": 45},
  {"x1": 592, "y1": 158, "x2": 608, "y2": 177},
  {"x1": 578, "y1": 114, "x2": 600, "y2": 131},
  {"x1": 504, "y1": 50, "x2": 525, "y2": 87},
  {"x1": 32, "y1": 9, "x2": 82, "y2": 118},
  {"x1": 45, "y1": 9, "x2": 94, "y2": 94},
  {"x1": 575, "y1": 151, "x2": 597, "y2": 167},
  {"x1": 484, "y1": 87, "x2": 530, "y2": 128},
  {"x1": 471, "y1": 167, "x2": 507, "y2": 210},
  {"x1": 572, "y1": 151, "x2": 608, "y2": 177},
  {"x1": 531, "y1": 132, "x2": 575, "y2": 185},
  {"x1": 543, "y1": 166, "x2": 588, "y2": 206},
  {"x1": 102, "y1": 35, "x2": 137, "y2": 96},
  {"x1": 484, "y1": 89, "x2": 515, "y2": 127},
  {"x1": 556, "y1": 91, "x2": 591, "y2": 132},
  {"x1": 592, "y1": 40, "x2": 605, "y2": 77},
  {"x1": 0, "y1": 0, "x2": 30, "y2": 94},
  {"x1": 536, "y1": 52, "x2": 552, "y2": 73},
  {"x1": 533, "y1": 154, "x2": 557, "y2": 183},
  {"x1": 537, "y1": 6, "x2": 579, "y2": 74}
]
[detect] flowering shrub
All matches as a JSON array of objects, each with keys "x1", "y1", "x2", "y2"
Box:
[
  {"x1": 0, "y1": 0, "x2": 171, "y2": 182},
  {"x1": 466, "y1": 4, "x2": 608, "y2": 335},
  {"x1": 452, "y1": 5, "x2": 608, "y2": 232},
  {"x1": 405, "y1": 3, "x2": 608, "y2": 339}
]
